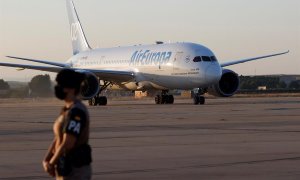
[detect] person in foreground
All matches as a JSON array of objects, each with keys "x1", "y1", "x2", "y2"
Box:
[{"x1": 43, "y1": 69, "x2": 92, "y2": 180}]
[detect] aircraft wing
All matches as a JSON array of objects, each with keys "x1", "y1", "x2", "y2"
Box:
[
  {"x1": 220, "y1": 51, "x2": 289, "y2": 67},
  {"x1": 6, "y1": 56, "x2": 69, "y2": 67},
  {"x1": 0, "y1": 62, "x2": 62, "y2": 72},
  {"x1": 0, "y1": 62, "x2": 134, "y2": 82}
]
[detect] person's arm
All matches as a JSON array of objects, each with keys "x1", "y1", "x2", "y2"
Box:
[
  {"x1": 43, "y1": 138, "x2": 56, "y2": 162},
  {"x1": 49, "y1": 133, "x2": 77, "y2": 165},
  {"x1": 42, "y1": 138, "x2": 57, "y2": 177}
]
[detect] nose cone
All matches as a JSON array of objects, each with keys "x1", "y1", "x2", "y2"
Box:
[{"x1": 205, "y1": 64, "x2": 222, "y2": 84}]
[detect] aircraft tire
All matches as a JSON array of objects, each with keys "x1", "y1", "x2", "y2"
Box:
[
  {"x1": 155, "y1": 95, "x2": 174, "y2": 105},
  {"x1": 155, "y1": 95, "x2": 161, "y2": 104},
  {"x1": 199, "y1": 96, "x2": 205, "y2": 105},
  {"x1": 161, "y1": 95, "x2": 167, "y2": 104},
  {"x1": 167, "y1": 95, "x2": 174, "y2": 104},
  {"x1": 98, "y1": 96, "x2": 108, "y2": 106},
  {"x1": 90, "y1": 97, "x2": 98, "y2": 106},
  {"x1": 193, "y1": 96, "x2": 200, "y2": 105}
]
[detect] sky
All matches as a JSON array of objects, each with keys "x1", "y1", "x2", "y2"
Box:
[{"x1": 0, "y1": 0, "x2": 299, "y2": 81}]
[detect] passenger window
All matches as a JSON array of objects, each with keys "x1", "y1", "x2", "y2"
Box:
[
  {"x1": 202, "y1": 56, "x2": 211, "y2": 62},
  {"x1": 193, "y1": 56, "x2": 202, "y2": 62}
]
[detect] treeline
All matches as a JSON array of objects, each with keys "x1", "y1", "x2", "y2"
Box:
[
  {"x1": 239, "y1": 76, "x2": 300, "y2": 90},
  {"x1": 1, "y1": 74, "x2": 300, "y2": 98},
  {"x1": 0, "y1": 74, "x2": 53, "y2": 98}
]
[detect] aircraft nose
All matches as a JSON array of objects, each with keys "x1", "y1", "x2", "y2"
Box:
[{"x1": 205, "y1": 65, "x2": 222, "y2": 84}]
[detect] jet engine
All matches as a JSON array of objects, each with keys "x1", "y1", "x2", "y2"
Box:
[
  {"x1": 208, "y1": 69, "x2": 239, "y2": 97},
  {"x1": 78, "y1": 71, "x2": 100, "y2": 100}
]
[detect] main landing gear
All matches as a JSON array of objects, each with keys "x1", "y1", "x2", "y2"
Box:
[
  {"x1": 155, "y1": 90, "x2": 174, "y2": 104},
  {"x1": 88, "y1": 81, "x2": 112, "y2": 106},
  {"x1": 89, "y1": 96, "x2": 107, "y2": 106},
  {"x1": 193, "y1": 88, "x2": 207, "y2": 105}
]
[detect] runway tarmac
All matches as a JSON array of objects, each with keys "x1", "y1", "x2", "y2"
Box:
[{"x1": 0, "y1": 97, "x2": 300, "y2": 180}]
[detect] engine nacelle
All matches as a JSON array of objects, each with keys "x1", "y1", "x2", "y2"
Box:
[
  {"x1": 208, "y1": 69, "x2": 239, "y2": 97},
  {"x1": 77, "y1": 71, "x2": 100, "y2": 100}
]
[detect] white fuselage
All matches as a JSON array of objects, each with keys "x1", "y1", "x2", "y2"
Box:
[{"x1": 67, "y1": 42, "x2": 222, "y2": 91}]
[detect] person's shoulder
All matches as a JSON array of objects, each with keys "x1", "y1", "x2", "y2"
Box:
[
  {"x1": 73, "y1": 100, "x2": 88, "y2": 112},
  {"x1": 68, "y1": 102, "x2": 87, "y2": 121}
]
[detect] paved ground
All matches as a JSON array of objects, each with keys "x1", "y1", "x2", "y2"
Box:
[{"x1": 0, "y1": 97, "x2": 300, "y2": 180}]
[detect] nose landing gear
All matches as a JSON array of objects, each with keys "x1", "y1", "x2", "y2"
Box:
[
  {"x1": 89, "y1": 96, "x2": 108, "y2": 106},
  {"x1": 193, "y1": 88, "x2": 207, "y2": 105}
]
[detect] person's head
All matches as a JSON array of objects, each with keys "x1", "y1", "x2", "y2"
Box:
[{"x1": 55, "y1": 69, "x2": 85, "y2": 102}]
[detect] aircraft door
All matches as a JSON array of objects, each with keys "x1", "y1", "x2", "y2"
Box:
[{"x1": 173, "y1": 52, "x2": 184, "y2": 71}]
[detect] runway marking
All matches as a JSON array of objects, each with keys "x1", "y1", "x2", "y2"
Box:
[
  {"x1": 93, "y1": 156, "x2": 300, "y2": 176},
  {"x1": 2, "y1": 124, "x2": 300, "y2": 136},
  {"x1": 266, "y1": 108, "x2": 300, "y2": 111},
  {"x1": 0, "y1": 175, "x2": 50, "y2": 180}
]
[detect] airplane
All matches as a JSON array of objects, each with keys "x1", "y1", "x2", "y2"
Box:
[{"x1": 0, "y1": 0, "x2": 289, "y2": 106}]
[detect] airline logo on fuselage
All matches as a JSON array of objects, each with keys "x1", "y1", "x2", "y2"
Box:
[{"x1": 130, "y1": 50, "x2": 172, "y2": 66}]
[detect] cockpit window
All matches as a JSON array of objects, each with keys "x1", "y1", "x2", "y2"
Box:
[
  {"x1": 210, "y1": 56, "x2": 217, "y2": 62},
  {"x1": 202, "y1": 56, "x2": 211, "y2": 62},
  {"x1": 193, "y1": 56, "x2": 202, "y2": 62}
]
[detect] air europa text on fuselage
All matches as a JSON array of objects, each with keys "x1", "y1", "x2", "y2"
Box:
[{"x1": 130, "y1": 50, "x2": 172, "y2": 66}]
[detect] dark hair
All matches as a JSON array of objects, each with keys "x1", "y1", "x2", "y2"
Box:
[{"x1": 56, "y1": 69, "x2": 85, "y2": 93}]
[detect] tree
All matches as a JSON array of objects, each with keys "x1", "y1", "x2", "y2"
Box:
[
  {"x1": 289, "y1": 81, "x2": 300, "y2": 89},
  {"x1": 0, "y1": 79, "x2": 10, "y2": 98},
  {"x1": 278, "y1": 81, "x2": 287, "y2": 89},
  {"x1": 0, "y1": 79, "x2": 10, "y2": 90},
  {"x1": 28, "y1": 74, "x2": 52, "y2": 97}
]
